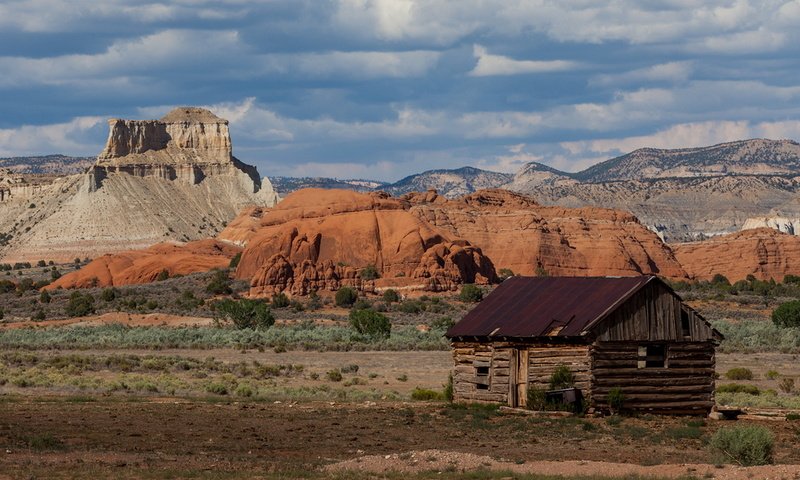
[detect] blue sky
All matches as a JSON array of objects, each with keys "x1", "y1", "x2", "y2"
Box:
[{"x1": 1, "y1": 0, "x2": 800, "y2": 181}]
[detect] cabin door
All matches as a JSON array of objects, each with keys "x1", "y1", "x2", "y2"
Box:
[{"x1": 509, "y1": 348, "x2": 529, "y2": 408}]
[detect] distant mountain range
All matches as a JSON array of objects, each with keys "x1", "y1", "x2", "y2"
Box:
[{"x1": 9, "y1": 138, "x2": 800, "y2": 242}]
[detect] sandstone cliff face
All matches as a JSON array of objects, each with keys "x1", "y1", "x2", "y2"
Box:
[
  {"x1": 0, "y1": 107, "x2": 279, "y2": 263},
  {"x1": 46, "y1": 239, "x2": 240, "y2": 289},
  {"x1": 673, "y1": 228, "x2": 800, "y2": 282},
  {"x1": 407, "y1": 189, "x2": 688, "y2": 279},
  {"x1": 235, "y1": 189, "x2": 496, "y2": 296}
]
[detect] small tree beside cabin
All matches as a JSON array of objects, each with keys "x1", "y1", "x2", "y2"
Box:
[{"x1": 445, "y1": 276, "x2": 722, "y2": 415}]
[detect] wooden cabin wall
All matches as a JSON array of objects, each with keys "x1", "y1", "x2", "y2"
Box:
[
  {"x1": 528, "y1": 345, "x2": 591, "y2": 396},
  {"x1": 451, "y1": 341, "x2": 592, "y2": 405},
  {"x1": 590, "y1": 341, "x2": 715, "y2": 414},
  {"x1": 451, "y1": 341, "x2": 507, "y2": 403},
  {"x1": 594, "y1": 282, "x2": 714, "y2": 342}
]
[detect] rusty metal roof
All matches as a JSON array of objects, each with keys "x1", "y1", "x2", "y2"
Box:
[{"x1": 446, "y1": 275, "x2": 656, "y2": 339}]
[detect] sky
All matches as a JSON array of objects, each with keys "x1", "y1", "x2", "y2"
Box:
[{"x1": 1, "y1": 0, "x2": 800, "y2": 182}]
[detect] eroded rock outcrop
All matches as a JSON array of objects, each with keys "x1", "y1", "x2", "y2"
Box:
[
  {"x1": 673, "y1": 228, "x2": 800, "y2": 281},
  {"x1": 235, "y1": 189, "x2": 496, "y2": 296},
  {"x1": 0, "y1": 107, "x2": 279, "y2": 262},
  {"x1": 407, "y1": 189, "x2": 688, "y2": 279},
  {"x1": 46, "y1": 239, "x2": 240, "y2": 289}
]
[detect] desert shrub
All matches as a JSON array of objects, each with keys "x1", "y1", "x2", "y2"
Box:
[
  {"x1": 0, "y1": 307, "x2": 4, "y2": 320},
  {"x1": 709, "y1": 425, "x2": 773, "y2": 466},
  {"x1": 39, "y1": 290, "x2": 51, "y2": 304},
  {"x1": 16, "y1": 278, "x2": 34, "y2": 293},
  {"x1": 100, "y1": 288, "x2": 117, "y2": 302},
  {"x1": 411, "y1": 387, "x2": 444, "y2": 401},
  {"x1": 382, "y1": 289, "x2": 400, "y2": 303},
  {"x1": 0, "y1": 280, "x2": 14, "y2": 293},
  {"x1": 443, "y1": 372, "x2": 453, "y2": 402},
  {"x1": 65, "y1": 292, "x2": 96, "y2": 317},
  {"x1": 50, "y1": 269, "x2": 61, "y2": 280},
  {"x1": 497, "y1": 268, "x2": 515, "y2": 281},
  {"x1": 335, "y1": 286, "x2": 358, "y2": 307},
  {"x1": 235, "y1": 384, "x2": 254, "y2": 397},
  {"x1": 340, "y1": 364, "x2": 359, "y2": 374},
  {"x1": 430, "y1": 316, "x2": 455, "y2": 331},
  {"x1": 765, "y1": 369, "x2": 779, "y2": 380},
  {"x1": 155, "y1": 269, "x2": 169, "y2": 282},
  {"x1": 360, "y1": 264, "x2": 380, "y2": 281},
  {"x1": 349, "y1": 309, "x2": 391, "y2": 339},
  {"x1": 398, "y1": 299, "x2": 425, "y2": 314},
  {"x1": 176, "y1": 290, "x2": 203, "y2": 311},
  {"x1": 214, "y1": 298, "x2": 274, "y2": 330},
  {"x1": 549, "y1": 365, "x2": 575, "y2": 390},
  {"x1": 352, "y1": 298, "x2": 372, "y2": 310},
  {"x1": 326, "y1": 369, "x2": 343, "y2": 382},
  {"x1": 772, "y1": 300, "x2": 800, "y2": 328},
  {"x1": 206, "y1": 269, "x2": 232, "y2": 295},
  {"x1": 725, "y1": 367, "x2": 754, "y2": 380},
  {"x1": 717, "y1": 383, "x2": 760, "y2": 395},
  {"x1": 527, "y1": 387, "x2": 547, "y2": 410},
  {"x1": 228, "y1": 252, "x2": 242, "y2": 269},
  {"x1": 607, "y1": 387, "x2": 625, "y2": 413},
  {"x1": 271, "y1": 292, "x2": 290, "y2": 308},
  {"x1": 458, "y1": 284, "x2": 483, "y2": 303},
  {"x1": 36, "y1": 260, "x2": 47, "y2": 268},
  {"x1": 206, "y1": 382, "x2": 228, "y2": 395},
  {"x1": 711, "y1": 273, "x2": 731, "y2": 286},
  {"x1": 779, "y1": 378, "x2": 795, "y2": 394},
  {"x1": 784, "y1": 274, "x2": 800, "y2": 285},
  {"x1": 32, "y1": 309, "x2": 46, "y2": 321}
]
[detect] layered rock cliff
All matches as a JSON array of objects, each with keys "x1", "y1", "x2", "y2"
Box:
[
  {"x1": 0, "y1": 107, "x2": 279, "y2": 262},
  {"x1": 672, "y1": 228, "x2": 800, "y2": 282}
]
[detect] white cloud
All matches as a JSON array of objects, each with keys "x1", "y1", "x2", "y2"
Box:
[
  {"x1": 469, "y1": 45, "x2": 578, "y2": 77},
  {"x1": 590, "y1": 62, "x2": 693, "y2": 86},
  {"x1": 260, "y1": 50, "x2": 442, "y2": 78},
  {"x1": 0, "y1": 116, "x2": 105, "y2": 157}
]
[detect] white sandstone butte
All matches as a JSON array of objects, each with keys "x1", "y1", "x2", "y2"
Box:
[{"x1": 0, "y1": 107, "x2": 279, "y2": 262}]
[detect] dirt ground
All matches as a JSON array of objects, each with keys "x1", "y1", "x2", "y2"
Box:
[{"x1": 3, "y1": 397, "x2": 800, "y2": 479}]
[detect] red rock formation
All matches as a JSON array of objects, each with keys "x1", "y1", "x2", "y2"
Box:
[
  {"x1": 673, "y1": 227, "x2": 800, "y2": 281},
  {"x1": 46, "y1": 239, "x2": 241, "y2": 289},
  {"x1": 236, "y1": 189, "x2": 496, "y2": 296},
  {"x1": 407, "y1": 189, "x2": 687, "y2": 279},
  {"x1": 217, "y1": 206, "x2": 267, "y2": 246}
]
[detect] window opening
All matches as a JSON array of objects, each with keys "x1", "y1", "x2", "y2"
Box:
[
  {"x1": 681, "y1": 309, "x2": 691, "y2": 337},
  {"x1": 638, "y1": 345, "x2": 666, "y2": 368}
]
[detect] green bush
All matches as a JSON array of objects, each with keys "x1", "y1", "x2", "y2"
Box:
[
  {"x1": 765, "y1": 369, "x2": 779, "y2": 380},
  {"x1": 772, "y1": 300, "x2": 800, "y2": 328},
  {"x1": 214, "y1": 298, "x2": 274, "y2": 330},
  {"x1": 206, "y1": 269, "x2": 232, "y2": 295},
  {"x1": 498, "y1": 268, "x2": 515, "y2": 280},
  {"x1": 443, "y1": 373, "x2": 453, "y2": 402},
  {"x1": 32, "y1": 309, "x2": 46, "y2": 321},
  {"x1": 458, "y1": 284, "x2": 483, "y2": 303},
  {"x1": 709, "y1": 425, "x2": 774, "y2": 466},
  {"x1": 271, "y1": 292, "x2": 290, "y2": 308},
  {"x1": 717, "y1": 383, "x2": 760, "y2": 395},
  {"x1": 411, "y1": 387, "x2": 444, "y2": 401},
  {"x1": 326, "y1": 369, "x2": 343, "y2": 382},
  {"x1": 398, "y1": 299, "x2": 425, "y2": 314},
  {"x1": 39, "y1": 290, "x2": 51, "y2": 304},
  {"x1": 607, "y1": 387, "x2": 625, "y2": 413},
  {"x1": 430, "y1": 316, "x2": 455, "y2": 331},
  {"x1": 156, "y1": 269, "x2": 170, "y2": 281},
  {"x1": 65, "y1": 292, "x2": 96, "y2": 317},
  {"x1": 725, "y1": 367, "x2": 754, "y2": 380},
  {"x1": 360, "y1": 264, "x2": 380, "y2": 281},
  {"x1": 527, "y1": 387, "x2": 547, "y2": 410},
  {"x1": 349, "y1": 309, "x2": 391, "y2": 339},
  {"x1": 0, "y1": 280, "x2": 14, "y2": 293},
  {"x1": 100, "y1": 288, "x2": 117, "y2": 302},
  {"x1": 549, "y1": 365, "x2": 575, "y2": 390},
  {"x1": 228, "y1": 252, "x2": 242, "y2": 269},
  {"x1": 206, "y1": 383, "x2": 228, "y2": 395},
  {"x1": 711, "y1": 273, "x2": 731, "y2": 286},
  {"x1": 382, "y1": 289, "x2": 400, "y2": 303},
  {"x1": 335, "y1": 286, "x2": 358, "y2": 307}
]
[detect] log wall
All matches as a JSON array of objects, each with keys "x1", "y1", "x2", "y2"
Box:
[
  {"x1": 451, "y1": 341, "x2": 591, "y2": 405},
  {"x1": 590, "y1": 341, "x2": 716, "y2": 414}
]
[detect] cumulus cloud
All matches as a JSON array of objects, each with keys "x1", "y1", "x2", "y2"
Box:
[
  {"x1": 590, "y1": 62, "x2": 693, "y2": 86},
  {"x1": 469, "y1": 45, "x2": 578, "y2": 77},
  {"x1": 0, "y1": 116, "x2": 106, "y2": 157}
]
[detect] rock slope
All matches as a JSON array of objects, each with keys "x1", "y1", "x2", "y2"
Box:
[
  {"x1": 46, "y1": 239, "x2": 240, "y2": 289},
  {"x1": 672, "y1": 228, "x2": 800, "y2": 282},
  {"x1": 382, "y1": 166, "x2": 513, "y2": 198},
  {"x1": 0, "y1": 107, "x2": 278, "y2": 262}
]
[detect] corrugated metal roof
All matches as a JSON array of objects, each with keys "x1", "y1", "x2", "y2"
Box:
[{"x1": 446, "y1": 275, "x2": 656, "y2": 338}]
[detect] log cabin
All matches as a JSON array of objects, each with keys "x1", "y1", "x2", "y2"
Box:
[{"x1": 445, "y1": 276, "x2": 723, "y2": 415}]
